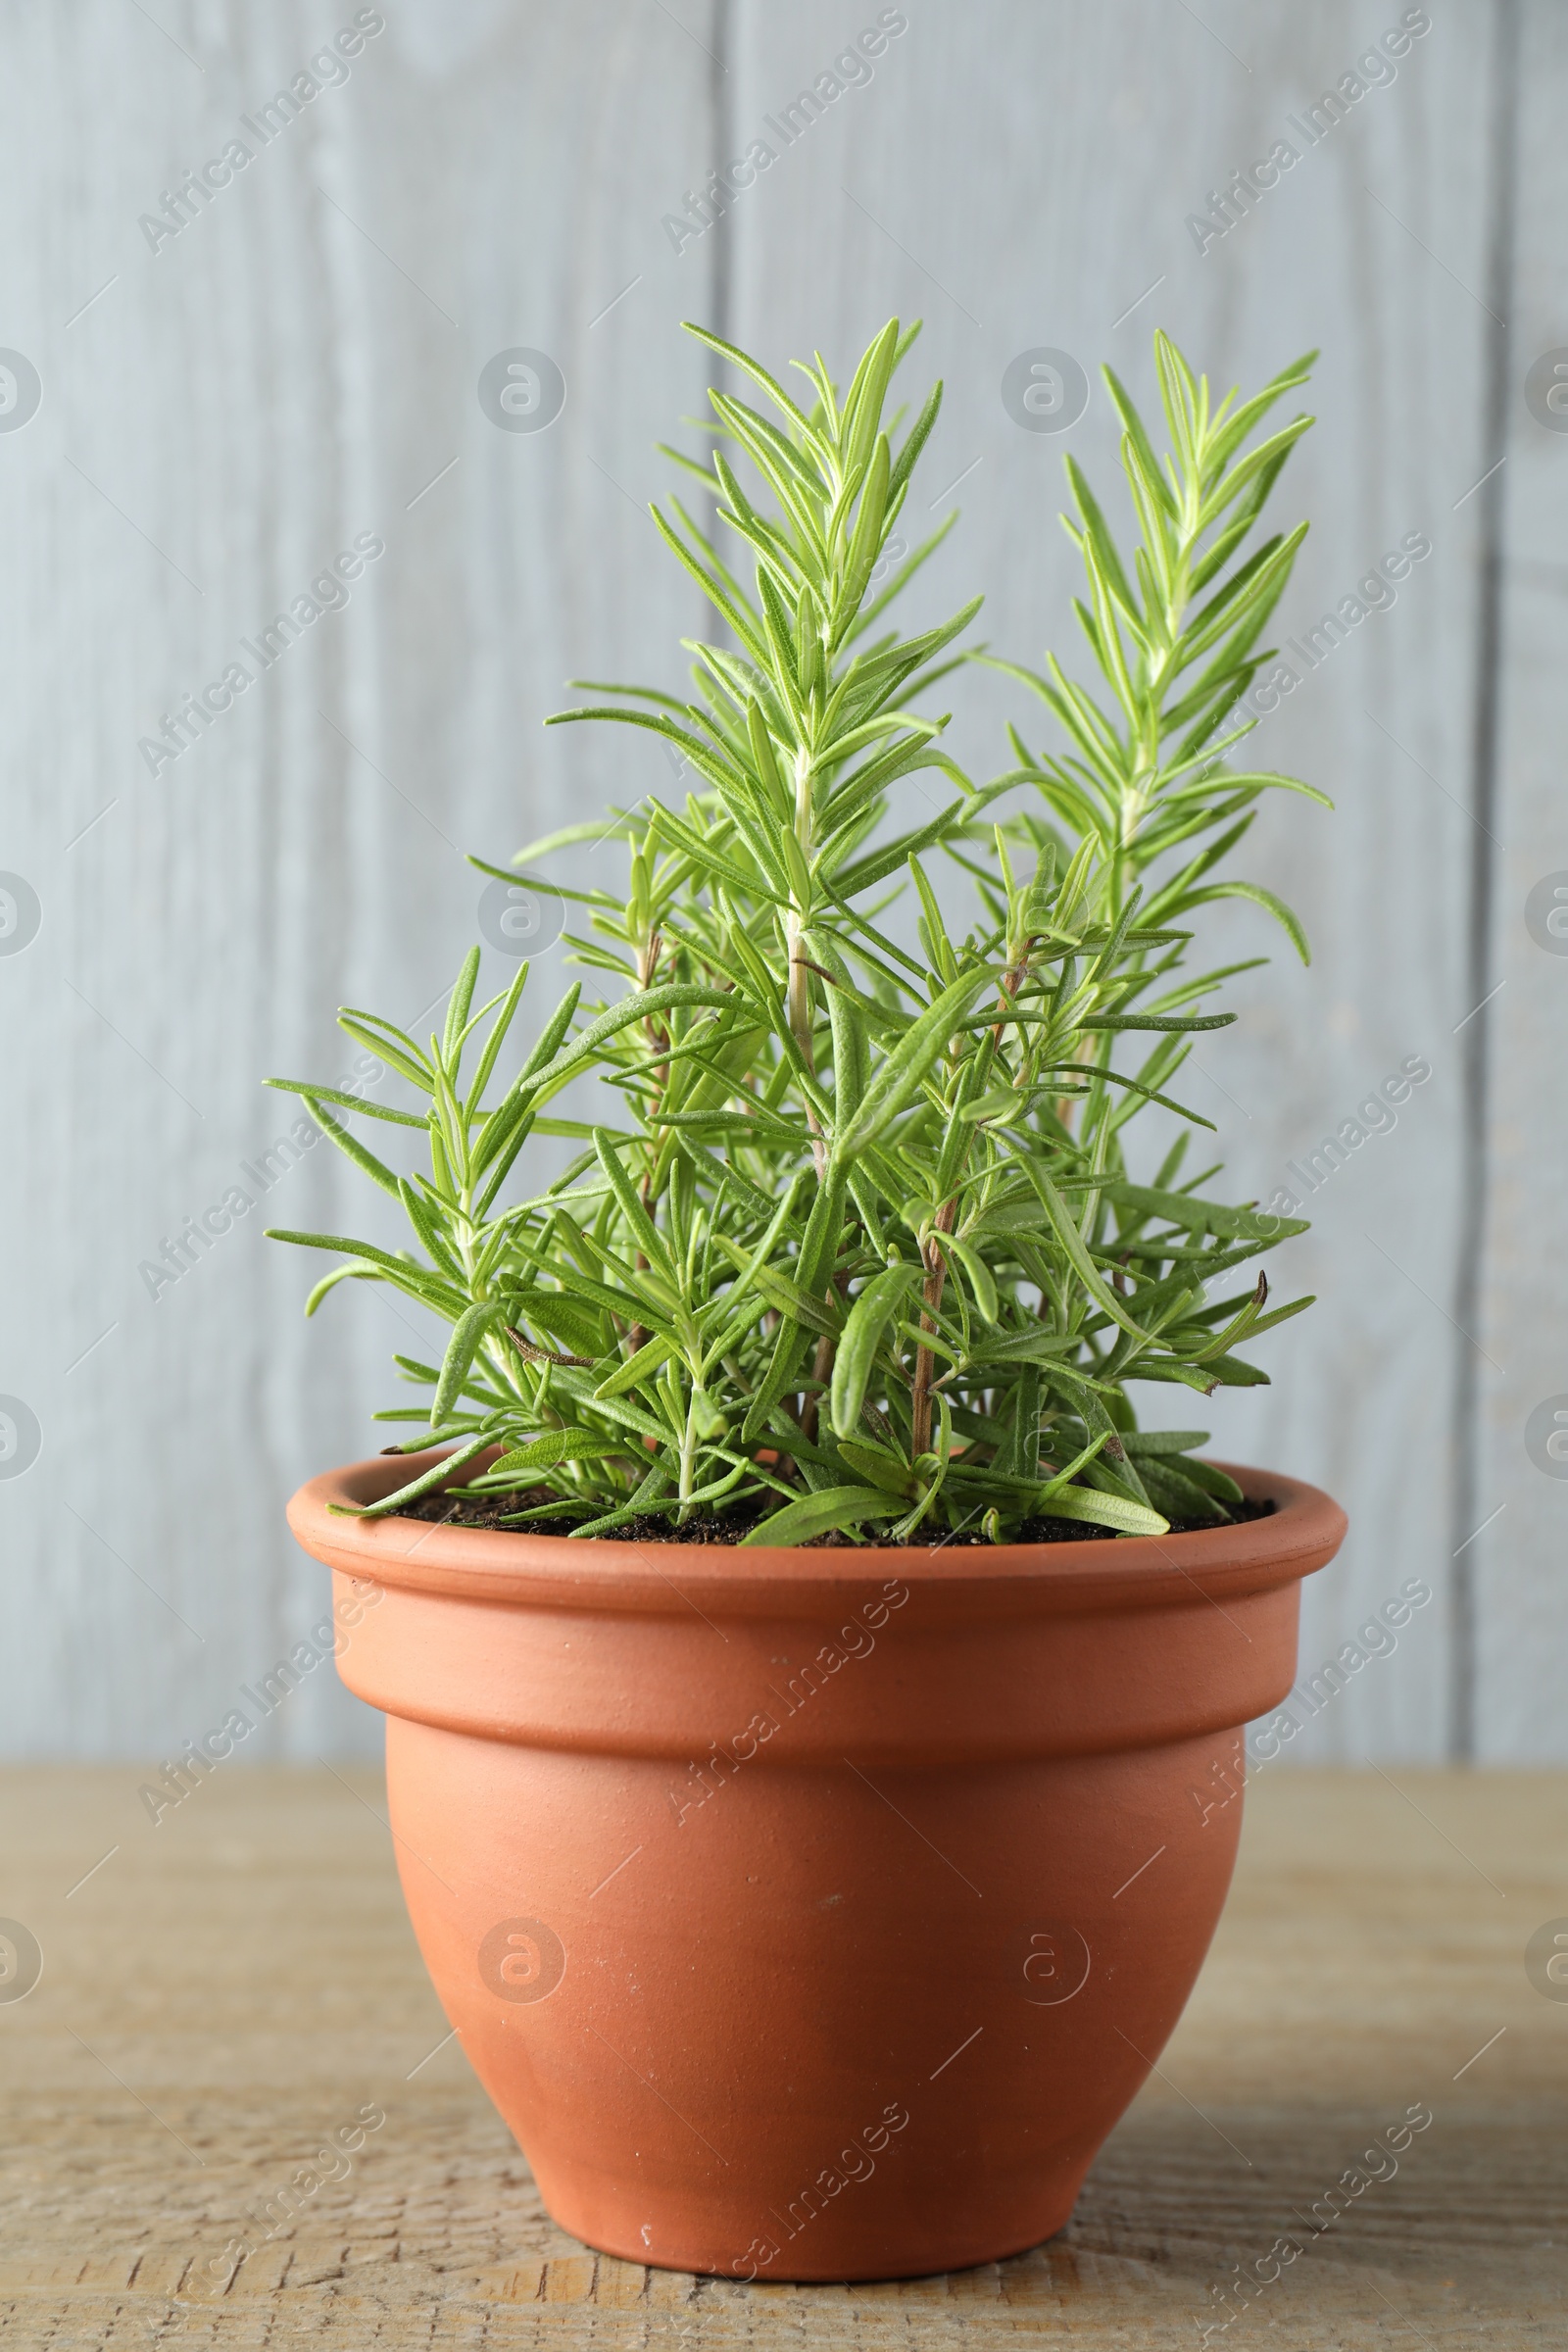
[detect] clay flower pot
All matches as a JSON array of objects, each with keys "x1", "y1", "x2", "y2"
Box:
[{"x1": 289, "y1": 1450, "x2": 1345, "y2": 2281}]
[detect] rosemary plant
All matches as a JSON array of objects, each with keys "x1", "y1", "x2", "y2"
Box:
[{"x1": 269, "y1": 320, "x2": 1326, "y2": 1544}]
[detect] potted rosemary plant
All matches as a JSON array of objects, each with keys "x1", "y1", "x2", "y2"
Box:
[{"x1": 277, "y1": 321, "x2": 1346, "y2": 2280}]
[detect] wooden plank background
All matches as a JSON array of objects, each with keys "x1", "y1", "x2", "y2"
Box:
[{"x1": 0, "y1": 0, "x2": 1556, "y2": 1762}]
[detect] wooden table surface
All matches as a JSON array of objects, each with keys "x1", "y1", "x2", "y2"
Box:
[{"x1": 1, "y1": 1765, "x2": 1563, "y2": 2347}]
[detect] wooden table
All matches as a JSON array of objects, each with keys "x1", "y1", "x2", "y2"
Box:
[{"x1": 1, "y1": 1766, "x2": 1562, "y2": 2346}]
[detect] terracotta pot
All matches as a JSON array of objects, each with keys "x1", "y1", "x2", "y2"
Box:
[{"x1": 289, "y1": 1451, "x2": 1345, "y2": 2281}]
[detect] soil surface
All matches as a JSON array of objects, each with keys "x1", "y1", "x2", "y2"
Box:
[{"x1": 398, "y1": 1488, "x2": 1276, "y2": 1546}]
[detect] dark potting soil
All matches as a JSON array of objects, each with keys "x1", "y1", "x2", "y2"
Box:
[{"x1": 398, "y1": 1488, "x2": 1277, "y2": 1547}]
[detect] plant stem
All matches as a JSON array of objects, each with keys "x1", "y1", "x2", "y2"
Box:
[
  {"x1": 678, "y1": 1390, "x2": 698, "y2": 1520},
  {"x1": 800, "y1": 1331, "x2": 834, "y2": 1445},
  {"x1": 910, "y1": 1197, "x2": 956, "y2": 1457},
  {"x1": 786, "y1": 746, "x2": 829, "y2": 1187},
  {"x1": 624, "y1": 928, "x2": 668, "y2": 1359}
]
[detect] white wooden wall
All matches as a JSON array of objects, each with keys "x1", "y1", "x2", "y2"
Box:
[{"x1": 0, "y1": 0, "x2": 1557, "y2": 1763}]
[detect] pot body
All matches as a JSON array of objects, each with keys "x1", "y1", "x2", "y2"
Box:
[{"x1": 291, "y1": 1456, "x2": 1345, "y2": 2280}]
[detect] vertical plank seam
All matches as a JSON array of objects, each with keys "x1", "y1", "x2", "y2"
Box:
[
  {"x1": 710, "y1": 0, "x2": 735, "y2": 349},
  {"x1": 1449, "y1": 0, "x2": 1521, "y2": 1761},
  {"x1": 706, "y1": 0, "x2": 736, "y2": 659}
]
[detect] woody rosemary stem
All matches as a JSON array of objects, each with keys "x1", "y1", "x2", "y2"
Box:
[
  {"x1": 623, "y1": 930, "x2": 667, "y2": 1361},
  {"x1": 910, "y1": 1197, "x2": 956, "y2": 1458},
  {"x1": 786, "y1": 743, "x2": 833, "y2": 1437},
  {"x1": 800, "y1": 1330, "x2": 834, "y2": 1446}
]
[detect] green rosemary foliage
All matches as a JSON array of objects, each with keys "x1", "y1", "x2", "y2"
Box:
[{"x1": 269, "y1": 321, "x2": 1326, "y2": 1543}]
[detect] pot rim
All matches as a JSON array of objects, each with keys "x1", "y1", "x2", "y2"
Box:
[{"x1": 289, "y1": 1450, "x2": 1346, "y2": 1621}]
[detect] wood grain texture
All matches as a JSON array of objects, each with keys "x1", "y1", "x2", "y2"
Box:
[
  {"x1": 1, "y1": 1765, "x2": 1562, "y2": 2344},
  {"x1": 0, "y1": 2, "x2": 1550, "y2": 1759}
]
